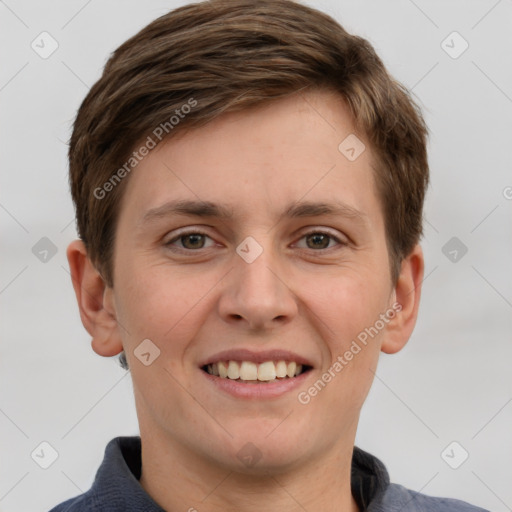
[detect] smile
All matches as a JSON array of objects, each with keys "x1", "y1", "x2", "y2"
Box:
[{"x1": 202, "y1": 360, "x2": 311, "y2": 382}]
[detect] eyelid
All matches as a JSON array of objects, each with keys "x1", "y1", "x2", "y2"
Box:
[{"x1": 297, "y1": 226, "x2": 348, "y2": 241}]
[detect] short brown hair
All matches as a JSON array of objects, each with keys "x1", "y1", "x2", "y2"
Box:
[{"x1": 69, "y1": 0, "x2": 428, "y2": 288}]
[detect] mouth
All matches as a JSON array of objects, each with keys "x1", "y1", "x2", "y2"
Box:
[
  {"x1": 198, "y1": 349, "x2": 315, "y2": 398},
  {"x1": 201, "y1": 360, "x2": 313, "y2": 383}
]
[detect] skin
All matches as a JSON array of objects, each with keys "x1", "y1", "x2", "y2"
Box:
[{"x1": 68, "y1": 89, "x2": 424, "y2": 512}]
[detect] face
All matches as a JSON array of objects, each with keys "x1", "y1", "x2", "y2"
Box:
[{"x1": 102, "y1": 89, "x2": 408, "y2": 473}]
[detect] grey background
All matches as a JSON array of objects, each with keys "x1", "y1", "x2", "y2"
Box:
[{"x1": 1, "y1": 0, "x2": 511, "y2": 511}]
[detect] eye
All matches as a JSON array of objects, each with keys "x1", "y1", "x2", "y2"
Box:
[
  {"x1": 294, "y1": 230, "x2": 347, "y2": 251},
  {"x1": 165, "y1": 228, "x2": 347, "y2": 253},
  {"x1": 164, "y1": 230, "x2": 215, "y2": 251}
]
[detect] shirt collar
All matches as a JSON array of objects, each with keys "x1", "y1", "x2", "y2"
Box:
[{"x1": 351, "y1": 445, "x2": 391, "y2": 509}]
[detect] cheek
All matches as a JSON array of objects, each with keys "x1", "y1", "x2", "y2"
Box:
[
  {"x1": 114, "y1": 264, "x2": 209, "y2": 351},
  {"x1": 310, "y1": 272, "x2": 387, "y2": 399},
  {"x1": 115, "y1": 267, "x2": 213, "y2": 417},
  {"x1": 316, "y1": 271, "x2": 389, "y2": 343}
]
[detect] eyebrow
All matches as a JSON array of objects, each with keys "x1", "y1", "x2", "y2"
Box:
[{"x1": 140, "y1": 199, "x2": 368, "y2": 225}]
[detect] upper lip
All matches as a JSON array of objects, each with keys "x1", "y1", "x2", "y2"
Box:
[{"x1": 199, "y1": 348, "x2": 314, "y2": 368}]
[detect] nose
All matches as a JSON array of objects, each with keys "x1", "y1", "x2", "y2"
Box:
[{"x1": 217, "y1": 237, "x2": 298, "y2": 331}]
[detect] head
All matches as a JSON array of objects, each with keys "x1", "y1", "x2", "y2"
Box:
[{"x1": 67, "y1": 0, "x2": 427, "y2": 475}]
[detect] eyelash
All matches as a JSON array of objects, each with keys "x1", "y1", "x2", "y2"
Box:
[{"x1": 164, "y1": 228, "x2": 348, "y2": 254}]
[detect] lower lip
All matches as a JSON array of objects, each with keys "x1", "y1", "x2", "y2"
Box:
[{"x1": 200, "y1": 369, "x2": 312, "y2": 399}]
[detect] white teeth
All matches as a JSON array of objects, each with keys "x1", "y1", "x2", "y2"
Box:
[
  {"x1": 227, "y1": 360, "x2": 239, "y2": 379},
  {"x1": 258, "y1": 361, "x2": 276, "y2": 381},
  {"x1": 205, "y1": 360, "x2": 308, "y2": 382},
  {"x1": 239, "y1": 361, "x2": 258, "y2": 380},
  {"x1": 218, "y1": 361, "x2": 228, "y2": 378},
  {"x1": 276, "y1": 360, "x2": 287, "y2": 378}
]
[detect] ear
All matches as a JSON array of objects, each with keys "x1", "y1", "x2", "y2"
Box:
[
  {"x1": 66, "y1": 239, "x2": 124, "y2": 357},
  {"x1": 380, "y1": 244, "x2": 424, "y2": 354}
]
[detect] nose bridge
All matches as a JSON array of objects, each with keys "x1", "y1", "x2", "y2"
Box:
[
  {"x1": 219, "y1": 232, "x2": 297, "y2": 329},
  {"x1": 238, "y1": 239, "x2": 280, "y2": 292}
]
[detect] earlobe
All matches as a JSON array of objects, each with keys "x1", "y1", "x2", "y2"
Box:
[
  {"x1": 381, "y1": 244, "x2": 424, "y2": 355},
  {"x1": 66, "y1": 239, "x2": 124, "y2": 357}
]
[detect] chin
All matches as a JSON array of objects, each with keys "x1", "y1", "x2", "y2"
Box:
[{"x1": 216, "y1": 428, "x2": 310, "y2": 475}]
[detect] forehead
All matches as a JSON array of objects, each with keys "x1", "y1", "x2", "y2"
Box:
[{"x1": 117, "y1": 89, "x2": 381, "y2": 228}]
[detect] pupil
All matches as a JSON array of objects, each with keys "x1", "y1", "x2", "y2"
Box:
[
  {"x1": 308, "y1": 233, "x2": 329, "y2": 249},
  {"x1": 184, "y1": 234, "x2": 204, "y2": 249}
]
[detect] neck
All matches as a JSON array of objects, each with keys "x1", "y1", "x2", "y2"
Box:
[{"x1": 138, "y1": 428, "x2": 360, "y2": 512}]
